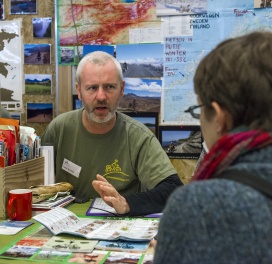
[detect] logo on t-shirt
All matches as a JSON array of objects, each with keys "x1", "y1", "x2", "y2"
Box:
[{"x1": 103, "y1": 159, "x2": 129, "y2": 182}]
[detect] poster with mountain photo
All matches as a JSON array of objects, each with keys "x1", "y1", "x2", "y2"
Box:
[{"x1": 25, "y1": 74, "x2": 52, "y2": 95}]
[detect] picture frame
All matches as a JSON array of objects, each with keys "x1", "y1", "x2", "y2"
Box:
[
  {"x1": 25, "y1": 74, "x2": 52, "y2": 95},
  {"x1": 24, "y1": 44, "x2": 51, "y2": 65},
  {"x1": 118, "y1": 78, "x2": 162, "y2": 113},
  {"x1": 59, "y1": 46, "x2": 75, "y2": 65},
  {"x1": 10, "y1": 0, "x2": 37, "y2": 15},
  {"x1": 116, "y1": 43, "x2": 163, "y2": 78},
  {"x1": 72, "y1": 95, "x2": 83, "y2": 110},
  {"x1": 124, "y1": 112, "x2": 159, "y2": 138},
  {"x1": 32, "y1": 17, "x2": 52, "y2": 38},
  {"x1": 26, "y1": 103, "x2": 53, "y2": 123},
  {"x1": 159, "y1": 125, "x2": 202, "y2": 159}
]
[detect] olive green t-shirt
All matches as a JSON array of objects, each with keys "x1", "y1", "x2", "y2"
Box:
[{"x1": 41, "y1": 109, "x2": 176, "y2": 200}]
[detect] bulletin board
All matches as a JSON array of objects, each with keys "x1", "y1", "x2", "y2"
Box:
[
  {"x1": 1, "y1": 0, "x2": 55, "y2": 136},
  {"x1": 55, "y1": 0, "x2": 270, "y2": 126},
  {"x1": 54, "y1": 0, "x2": 272, "y2": 182}
]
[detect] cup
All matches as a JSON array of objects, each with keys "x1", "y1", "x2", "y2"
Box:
[{"x1": 7, "y1": 189, "x2": 32, "y2": 221}]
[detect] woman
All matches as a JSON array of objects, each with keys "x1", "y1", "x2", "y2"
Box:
[{"x1": 154, "y1": 31, "x2": 272, "y2": 263}]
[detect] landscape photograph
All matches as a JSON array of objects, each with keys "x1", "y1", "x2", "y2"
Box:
[
  {"x1": 59, "y1": 46, "x2": 74, "y2": 64},
  {"x1": 10, "y1": 0, "x2": 37, "y2": 14},
  {"x1": 25, "y1": 74, "x2": 52, "y2": 94},
  {"x1": 118, "y1": 78, "x2": 162, "y2": 112},
  {"x1": 26, "y1": 102, "x2": 53, "y2": 123},
  {"x1": 24, "y1": 43, "x2": 51, "y2": 65},
  {"x1": 116, "y1": 44, "x2": 163, "y2": 78},
  {"x1": 32, "y1": 17, "x2": 52, "y2": 38},
  {"x1": 160, "y1": 126, "x2": 202, "y2": 159}
]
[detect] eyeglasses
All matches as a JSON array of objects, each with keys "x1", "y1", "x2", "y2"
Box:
[{"x1": 184, "y1": 104, "x2": 205, "y2": 119}]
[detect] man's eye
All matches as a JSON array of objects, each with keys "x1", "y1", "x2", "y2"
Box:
[
  {"x1": 104, "y1": 84, "x2": 116, "y2": 90},
  {"x1": 88, "y1": 86, "x2": 97, "y2": 91}
]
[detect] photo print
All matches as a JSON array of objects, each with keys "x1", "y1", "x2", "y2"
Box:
[
  {"x1": 32, "y1": 17, "x2": 52, "y2": 38},
  {"x1": 10, "y1": 0, "x2": 37, "y2": 14},
  {"x1": 116, "y1": 43, "x2": 163, "y2": 78},
  {"x1": 25, "y1": 74, "x2": 52, "y2": 95},
  {"x1": 68, "y1": 251, "x2": 107, "y2": 264},
  {"x1": 59, "y1": 46, "x2": 74, "y2": 65},
  {"x1": 24, "y1": 44, "x2": 51, "y2": 65},
  {"x1": 119, "y1": 78, "x2": 162, "y2": 113},
  {"x1": 104, "y1": 251, "x2": 141, "y2": 264},
  {"x1": 26, "y1": 102, "x2": 53, "y2": 123},
  {"x1": 159, "y1": 126, "x2": 202, "y2": 159}
]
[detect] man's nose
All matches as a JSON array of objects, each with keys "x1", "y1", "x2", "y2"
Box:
[{"x1": 96, "y1": 87, "x2": 107, "y2": 100}]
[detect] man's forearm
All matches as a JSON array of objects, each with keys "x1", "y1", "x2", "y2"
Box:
[{"x1": 124, "y1": 174, "x2": 183, "y2": 216}]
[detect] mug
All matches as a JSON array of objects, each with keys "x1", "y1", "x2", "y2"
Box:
[{"x1": 7, "y1": 189, "x2": 32, "y2": 221}]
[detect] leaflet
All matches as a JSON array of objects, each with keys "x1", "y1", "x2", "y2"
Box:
[{"x1": 33, "y1": 207, "x2": 159, "y2": 241}]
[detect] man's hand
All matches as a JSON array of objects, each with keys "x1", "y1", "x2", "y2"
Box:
[{"x1": 92, "y1": 174, "x2": 130, "y2": 214}]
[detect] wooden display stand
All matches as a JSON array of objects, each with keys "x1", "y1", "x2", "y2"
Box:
[{"x1": 0, "y1": 157, "x2": 44, "y2": 219}]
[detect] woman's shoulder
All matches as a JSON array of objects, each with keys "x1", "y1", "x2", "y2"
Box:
[{"x1": 169, "y1": 178, "x2": 254, "y2": 205}]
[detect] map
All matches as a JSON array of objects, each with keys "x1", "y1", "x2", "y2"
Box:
[
  {"x1": 0, "y1": 20, "x2": 23, "y2": 111},
  {"x1": 57, "y1": 0, "x2": 160, "y2": 46},
  {"x1": 161, "y1": 0, "x2": 272, "y2": 125}
]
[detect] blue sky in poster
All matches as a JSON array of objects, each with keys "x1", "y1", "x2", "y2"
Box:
[
  {"x1": 83, "y1": 45, "x2": 114, "y2": 56},
  {"x1": 27, "y1": 103, "x2": 52, "y2": 110},
  {"x1": 116, "y1": 43, "x2": 163, "y2": 63},
  {"x1": 124, "y1": 78, "x2": 162, "y2": 97},
  {"x1": 162, "y1": 130, "x2": 192, "y2": 142}
]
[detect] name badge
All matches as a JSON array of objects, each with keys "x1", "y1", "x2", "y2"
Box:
[{"x1": 62, "y1": 158, "x2": 82, "y2": 178}]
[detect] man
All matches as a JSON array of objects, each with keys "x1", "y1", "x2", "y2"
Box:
[{"x1": 42, "y1": 51, "x2": 182, "y2": 216}]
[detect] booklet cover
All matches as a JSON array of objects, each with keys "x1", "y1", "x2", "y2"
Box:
[
  {"x1": 86, "y1": 198, "x2": 162, "y2": 218},
  {"x1": 42, "y1": 236, "x2": 98, "y2": 252},
  {"x1": 33, "y1": 207, "x2": 159, "y2": 241},
  {"x1": 0, "y1": 221, "x2": 33, "y2": 235},
  {"x1": 95, "y1": 240, "x2": 150, "y2": 253}
]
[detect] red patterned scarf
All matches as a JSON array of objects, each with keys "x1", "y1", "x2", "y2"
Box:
[{"x1": 192, "y1": 130, "x2": 272, "y2": 181}]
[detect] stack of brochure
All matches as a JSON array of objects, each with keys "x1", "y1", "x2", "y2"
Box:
[{"x1": 32, "y1": 194, "x2": 75, "y2": 212}]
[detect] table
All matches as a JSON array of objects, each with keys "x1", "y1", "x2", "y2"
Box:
[
  {"x1": 0, "y1": 202, "x2": 92, "y2": 264},
  {"x1": 0, "y1": 202, "x2": 155, "y2": 264}
]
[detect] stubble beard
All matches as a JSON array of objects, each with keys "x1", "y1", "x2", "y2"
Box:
[{"x1": 82, "y1": 100, "x2": 120, "y2": 124}]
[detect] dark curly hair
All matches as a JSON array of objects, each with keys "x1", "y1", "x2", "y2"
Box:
[{"x1": 194, "y1": 31, "x2": 272, "y2": 131}]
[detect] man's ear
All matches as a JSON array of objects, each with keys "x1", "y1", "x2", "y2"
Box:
[
  {"x1": 211, "y1": 102, "x2": 233, "y2": 134},
  {"x1": 120, "y1": 80, "x2": 125, "y2": 97},
  {"x1": 75, "y1": 83, "x2": 81, "y2": 100}
]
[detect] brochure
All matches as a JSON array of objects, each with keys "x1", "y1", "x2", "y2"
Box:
[
  {"x1": 33, "y1": 207, "x2": 159, "y2": 241},
  {"x1": 95, "y1": 240, "x2": 150, "y2": 253},
  {"x1": 32, "y1": 194, "x2": 75, "y2": 210},
  {"x1": 0, "y1": 221, "x2": 33, "y2": 235},
  {"x1": 42, "y1": 236, "x2": 98, "y2": 252},
  {"x1": 86, "y1": 198, "x2": 162, "y2": 218}
]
